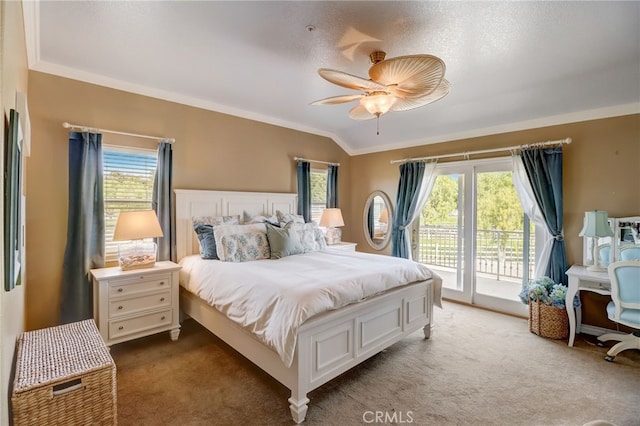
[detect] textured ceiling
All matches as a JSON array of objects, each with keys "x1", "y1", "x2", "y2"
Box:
[{"x1": 25, "y1": 1, "x2": 640, "y2": 155}]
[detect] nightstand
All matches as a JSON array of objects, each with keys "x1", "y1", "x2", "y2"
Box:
[
  {"x1": 90, "y1": 261, "x2": 181, "y2": 346},
  {"x1": 326, "y1": 241, "x2": 357, "y2": 251}
]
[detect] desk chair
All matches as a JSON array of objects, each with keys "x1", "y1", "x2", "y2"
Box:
[
  {"x1": 597, "y1": 261, "x2": 640, "y2": 362},
  {"x1": 619, "y1": 245, "x2": 640, "y2": 260}
]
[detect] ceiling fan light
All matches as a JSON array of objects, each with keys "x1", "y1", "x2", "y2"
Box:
[{"x1": 360, "y1": 93, "x2": 396, "y2": 116}]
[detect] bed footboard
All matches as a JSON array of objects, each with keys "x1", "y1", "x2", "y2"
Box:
[{"x1": 180, "y1": 279, "x2": 433, "y2": 423}]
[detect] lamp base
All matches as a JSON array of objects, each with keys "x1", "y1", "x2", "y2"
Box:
[
  {"x1": 586, "y1": 264, "x2": 607, "y2": 272},
  {"x1": 324, "y1": 227, "x2": 342, "y2": 245},
  {"x1": 118, "y1": 241, "x2": 157, "y2": 271}
]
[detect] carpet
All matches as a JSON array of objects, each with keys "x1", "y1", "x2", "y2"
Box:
[{"x1": 110, "y1": 301, "x2": 640, "y2": 425}]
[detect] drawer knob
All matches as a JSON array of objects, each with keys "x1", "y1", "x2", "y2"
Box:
[
  {"x1": 117, "y1": 288, "x2": 123, "y2": 293},
  {"x1": 161, "y1": 316, "x2": 166, "y2": 321},
  {"x1": 160, "y1": 297, "x2": 165, "y2": 302},
  {"x1": 118, "y1": 306, "x2": 123, "y2": 310},
  {"x1": 160, "y1": 281, "x2": 165, "y2": 286},
  {"x1": 118, "y1": 326, "x2": 124, "y2": 330}
]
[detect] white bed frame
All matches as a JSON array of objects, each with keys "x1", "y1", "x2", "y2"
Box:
[{"x1": 175, "y1": 189, "x2": 434, "y2": 423}]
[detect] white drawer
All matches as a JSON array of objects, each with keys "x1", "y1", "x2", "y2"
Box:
[
  {"x1": 109, "y1": 309, "x2": 173, "y2": 340},
  {"x1": 108, "y1": 274, "x2": 171, "y2": 298},
  {"x1": 108, "y1": 290, "x2": 171, "y2": 318}
]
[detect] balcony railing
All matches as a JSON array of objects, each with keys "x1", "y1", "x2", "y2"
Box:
[{"x1": 417, "y1": 226, "x2": 534, "y2": 281}]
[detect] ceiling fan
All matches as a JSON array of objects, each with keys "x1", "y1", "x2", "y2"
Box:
[{"x1": 311, "y1": 51, "x2": 450, "y2": 132}]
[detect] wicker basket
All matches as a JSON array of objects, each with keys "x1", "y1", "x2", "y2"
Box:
[
  {"x1": 11, "y1": 319, "x2": 117, "y2": 425},
  {"x1": 528, "y1": 294, "x2": 569, "y2": 340}
]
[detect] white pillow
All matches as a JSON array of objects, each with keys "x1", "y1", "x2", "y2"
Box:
[
  {"x1": 275, "y1": 210, "x2": 305, "y2": 226},
  {"x1": 213, "y1": 223, "x2": 270, "y2": 262},
  {"x1": 286, "y1": 221, "x2": 326, "y2": 252}
]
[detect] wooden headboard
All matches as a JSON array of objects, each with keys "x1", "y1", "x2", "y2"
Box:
[{"x1": 174, "y1": 189, "x2": 298, "y2": 261}]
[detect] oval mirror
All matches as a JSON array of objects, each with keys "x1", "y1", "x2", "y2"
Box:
[{"x1": 363, "y1": 191, "x2": 393, "y2": 250}]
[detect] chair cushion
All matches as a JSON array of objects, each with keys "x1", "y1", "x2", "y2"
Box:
[{"x1": 606, "y1": 301, "x2": 640, "y2": 329}]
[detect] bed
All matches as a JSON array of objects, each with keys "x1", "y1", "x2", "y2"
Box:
[{"x1": 175, "y1": 189, "x2": 441, "y2": 423}]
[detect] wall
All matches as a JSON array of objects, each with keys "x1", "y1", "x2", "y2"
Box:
[
  {"x1": 25, "y1": 71, "x2": 351, "y2": 331},
  {"x1": 350, "y1": 114, "x2": 640, "y2": 325},
  {"x1": 0, "y1": 1, "x2": 29, "y2": 424}
]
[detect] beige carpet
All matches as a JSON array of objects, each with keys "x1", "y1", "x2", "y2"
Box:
[{"x1": 110, "y1": 301, "x2": 640, "y2": 426}]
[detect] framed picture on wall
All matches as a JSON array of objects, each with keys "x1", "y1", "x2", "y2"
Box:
[{"x1": 4, "y1": 109, "x2": 23, "y2": 291}]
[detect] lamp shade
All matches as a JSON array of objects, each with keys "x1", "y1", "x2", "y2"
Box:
[
  {"x1": 113, "y1": 210, "x2": 164, "y2": 241},
  {"x1": 578, "y1": 211, "x2": 614, "y2": 238},
  {"x1": 379, "y1": 208, "x2": 388, "y2": 224},
  {"x1": 360, "y1": 93, "x2": 396, "y2": 116},
  {"x1": 319, "y1": 208, "x2": 345, "y2": 228}
]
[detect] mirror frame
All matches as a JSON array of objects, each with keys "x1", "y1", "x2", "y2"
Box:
[{"x1": 363, "y1": 190, "x2": 393, "y2": 251}]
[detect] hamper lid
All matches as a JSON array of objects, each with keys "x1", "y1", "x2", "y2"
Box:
[{"x1": 13, "y1": 319, "x2": 114, "y2": 393}]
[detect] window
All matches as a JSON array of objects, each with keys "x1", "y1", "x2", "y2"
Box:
[
  {"x1": 310, "y1": 169, "x2": 327, "y2": 224},
  {"x1": 103, "y1": 145, "x2": 157, "y2": 263}
]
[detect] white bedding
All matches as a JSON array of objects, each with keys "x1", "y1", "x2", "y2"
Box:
[{"x1": 179, "y1": 250, "x2": 441, "y2": 367}]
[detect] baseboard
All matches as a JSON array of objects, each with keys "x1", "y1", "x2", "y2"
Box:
[{"x1": 580, "y1": 324, "x2": 621, "y2": 336}]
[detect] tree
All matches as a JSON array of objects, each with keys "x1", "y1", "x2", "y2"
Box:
[{"x1": 421, "y1": 175, "x2": 458, "y2": 226}]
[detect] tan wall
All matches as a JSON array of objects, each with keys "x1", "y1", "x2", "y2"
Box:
[
  {"x1": 1, "y1": 1, "x2": 29, "y2": 424},
  {"x1": 26, "y1": 71, "x2": 351, "y2": 331},
  {"x1": 350, "y1": 114, "x2": 640, "y2": 324}
]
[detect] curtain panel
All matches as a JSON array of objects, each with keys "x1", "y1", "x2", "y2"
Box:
[
  {"x1": 520, "y1": 147, "x2": 568, "y2": 285},
  {"x1": 327, "y1": 164, "x2": 339, "y2": 208},
  {"x1": 153, "y1": 142, "x2": 174, "y2": 261},
  {"x1": 60, "y1": 132, "x2": 105, "y2": 324},
  {"x1": 297, "y1": 160, "x2": 311, "y2": 222},
  {"x1": 391, "y1": 161, "x2": 438, "y2": 259}
]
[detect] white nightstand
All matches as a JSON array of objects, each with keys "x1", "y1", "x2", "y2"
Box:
[
  {"x1": 326, "y1": 241, "x2": 357, "y2": 252},
  {"x1": 90, "y1": 260, "x2": 181, "y2": 346}
]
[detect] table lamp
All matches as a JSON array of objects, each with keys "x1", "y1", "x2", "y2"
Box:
[
  {"x1": 320, "y1": 208, "x2": 345, "y2": 245},
  {"x1": 378, "y1": 207, "x2": 388, "y2": 234},
  {"x1": 113, "y1": 210, "x2": 164, "y2": 270},
  {"x1": 579, "y1": 210, "x2": 614, "y2": 271}
]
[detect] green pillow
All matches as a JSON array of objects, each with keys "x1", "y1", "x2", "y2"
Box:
[{"x1": 266, "y1": 223, "x2": 304, "y2": 259}]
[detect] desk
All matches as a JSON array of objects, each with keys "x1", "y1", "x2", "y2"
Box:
[{"x1": 565, "y1": 265, "x2": 611, "y2": 347}]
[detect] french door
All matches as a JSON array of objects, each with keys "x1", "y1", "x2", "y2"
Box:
[{"x1": 414, "y1": 158, "x2": 534, "y2": 316}]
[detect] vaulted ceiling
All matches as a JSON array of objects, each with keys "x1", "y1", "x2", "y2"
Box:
[{"x1": 24, "y1": 1, "x2": 640, "y2": 155}]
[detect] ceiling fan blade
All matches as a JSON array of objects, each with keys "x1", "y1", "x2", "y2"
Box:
[
  {"x1": 348, "y1": 104, "x2": 376, "y2": 121},
  {"x1": 310, "y1": 94, "x2": 364, "y2": 106},
  {"x1": 370, "y1": 55, "x2": 445, "y2": 98},
  {"x1": 318, "y1": 68, "x2": 387, "y2": 92},
  {"x1": 391, "y1": 79, "x2": 451, "y2": 112}
]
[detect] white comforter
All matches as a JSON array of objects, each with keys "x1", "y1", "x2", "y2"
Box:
[{"x1": 179, "y1": 250, "x2": 441, "y2": 367}]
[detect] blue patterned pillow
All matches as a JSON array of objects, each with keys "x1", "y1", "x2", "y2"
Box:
[{"x1": 213, "y1": 223, "x2": 270, "y2": 262}]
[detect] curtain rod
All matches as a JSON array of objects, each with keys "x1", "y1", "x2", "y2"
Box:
[
  {"x1": 62, "y1": 122, "x2": 175, "y2": 144},
  {"x1": 293, "y1": 157, "x2": 340, "y2": 167},
  {"x1": 390, "y1": 137, "x2": 571, "y2": 164}
]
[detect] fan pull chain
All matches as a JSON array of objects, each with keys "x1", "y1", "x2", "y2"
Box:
[{"x1": 376, "y1": 115, "x2": 380, "y2": 135}]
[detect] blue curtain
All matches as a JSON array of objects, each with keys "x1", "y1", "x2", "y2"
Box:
[
  {"x1": 521, "y1": 147, "x2": 568, "y2": 285},
  {"x1": 367, "y1": 203, "x2": 375, "y2": 239},
  {"x1": 327, "y1": 164, "x2": 339, "y2": 208},
  {"x1": 297, "y1": 160, "x2": 311, "y2": 222},
  {"x1": 152, "y1": 142, "x2": 174, "y2": 261},
  {"x1": 60, "y1": 132, "x2": 105, "y2": 324},
  {"x1": 391, "y1": 162, "x2": 425, "y2": 258}
]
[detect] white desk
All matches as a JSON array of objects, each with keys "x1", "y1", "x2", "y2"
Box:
[{"x1": 565, "y1": 265, "x2": 611, "y2": 347}]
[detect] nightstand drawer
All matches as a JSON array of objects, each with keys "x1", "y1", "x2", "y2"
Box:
[
  {"x1": 109, "y1": 309, "x2": 173, "y2": 340},
  {"x1": 109, "y1": 290, "x2": 171, "y2": 318},
  {"x1": 108, "y1": 274, "x2": 171, "y2": 297}
]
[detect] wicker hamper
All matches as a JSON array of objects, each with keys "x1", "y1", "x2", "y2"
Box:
[
  {"x1": 528, "y1": 294, "x2": 569, "y2": 340},
  {"x1": 11, "y1": 319, "x2": 117, "y2": 425}
]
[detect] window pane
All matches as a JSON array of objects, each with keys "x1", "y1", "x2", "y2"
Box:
[
  {"x1": 310, "y1": 170, "x2": 327, "y2": 223},
  {"x1": 103, "y1": 148, "x2": 157, "y2": 263}
]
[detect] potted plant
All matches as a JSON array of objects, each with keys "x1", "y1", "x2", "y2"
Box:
[{"x1": 518, "y1": 277, "x2": 580, "y2": 339}]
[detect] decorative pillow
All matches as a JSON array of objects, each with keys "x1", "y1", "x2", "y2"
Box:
[
  {"x1": 275, "y1": 210, "x2": 305, "y2": 226},
  {"x1": 213, "y1": 223, "x2": 270, "y2": 262},
  {"x1": 286, "y1": 221, "x2": 326, "y2": 252},
  {"x1": 192, "y1": 215, "x2": 240, "y2": 259},
  {"x1": 265, "y1": 223, "x2": 305, "y2": 259},
  {"x1": 193, "y1": 215, "x2": 240, "y2": 226},
  {"x1": 242, "y1": 211, "x2": 279, "y2": 226}
]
